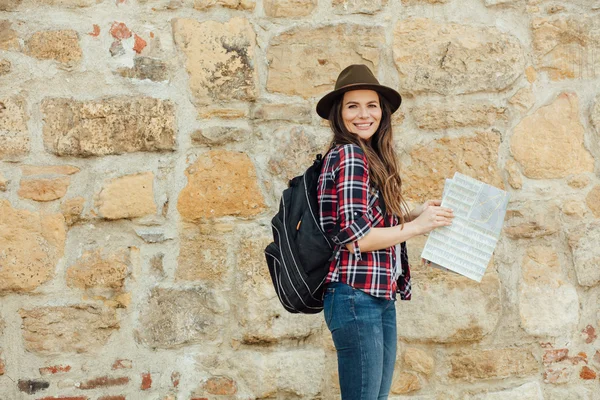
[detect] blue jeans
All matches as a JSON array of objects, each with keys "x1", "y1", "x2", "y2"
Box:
[{"x1": 323, "y1": 282, "x2": 397, "y2": 400}]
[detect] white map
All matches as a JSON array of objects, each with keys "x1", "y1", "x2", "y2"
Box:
[{"x1": 421, "y1": 172, "x2": 510, "y2": 282}]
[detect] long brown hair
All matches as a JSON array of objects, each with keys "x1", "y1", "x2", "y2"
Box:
[{"x1": 328, "y1": 92, "x2": 411, "y2": 226}]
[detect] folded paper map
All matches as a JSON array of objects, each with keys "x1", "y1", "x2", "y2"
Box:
[{"x1": 420, "y1": 172, "x2": 510, "y2": 282}]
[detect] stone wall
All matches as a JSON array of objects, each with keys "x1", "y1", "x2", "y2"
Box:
[{"x1": 0, "y1": 0, "x2": 599, "y2": 399}]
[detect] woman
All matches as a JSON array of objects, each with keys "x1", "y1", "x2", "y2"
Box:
[{"x1": 316, "y1": 64, "x2": 454, "y2": 399}]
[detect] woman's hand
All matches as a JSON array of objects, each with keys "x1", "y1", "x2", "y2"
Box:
[
  {"x1": 409, "y1": 199, "x2": 442, "y2": 221},
  {"x1": 411, "y1": 202, "x2": 454, "y2": 235}
]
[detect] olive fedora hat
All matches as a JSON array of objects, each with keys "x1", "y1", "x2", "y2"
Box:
[{"x1": 316, "y1": 64, "x2": 402, "y2": 119}]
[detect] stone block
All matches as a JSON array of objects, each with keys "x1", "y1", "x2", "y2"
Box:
[
  {"x1": 18, "y1": 176, "x2": 71, "y2": 201},
  {"x1": 586, "y1": 185, "x2": 600, "y2": 218},
  {"x1": 250, "y1": 103, "x2": 312, "y2": 123},
  {"x1": 263, "y1": 0, "x2": 317, "y2": 17},
  {"x1": 510, "y1": 92, "x2": 594, "y2": 179},
  {"x1": 332, "y1": 0, "x2": 387, "y2": 14},
  {"x1": 568, "y1": 222, "x2": 600, "y2": 287},
  {"x1": 467, "y1": 381, "x2": 543, "y2": 399},
  {"x1": 0, "y1": 20, "x2": 19, "y2": 50},
  {"x1": 0, "y1": 200, "x2": 66, "y2": 293},
  {"x1": 504, "y1": 201, "x2": 559, "y2": 239},
  {"x1": 95, "y1": 172, "x2": 156, "y2": 220},
  {"x1": 177, "y1": 150, "x2": 266, "y2": 220},
  {"x1": 176, "y1": 223, "x2": 229, "y2": 282},
  {"x1": 448, "y1": 348, "x2": 538, "y2": 381},
  {"x1": 0, "y1": 96, "x2": 29, "y2": 160},
  {"x1": 393, "y1": 18, "x2": 524, "y2": 95},
  {"x1": 42, "y1": 97, "x2": 176, "y2": 157},
  {"x1": 411, "y1": 103, "x2": 507, "y2": 130},
  {"x1": 19, "y1": 305, "x2": 119, "y2": 354},
  {"x1": 117, "y1": 57, "x2": 169, "y2": 81},
  {"x1": 267, "y1": 24, "x2": 385, "y2": 98},
  {"x1": 66, "y1": 248, "x2": 130, "y2": 290},
  {"x1": 25, "y1": 30, "x2": 82, "y2": 65},
  {"x1": 404, "y1": 348, "x2": 434, "y2": 375},
  {"x1": 193, "y1": 0, "x2": 255, "y2": 10}
]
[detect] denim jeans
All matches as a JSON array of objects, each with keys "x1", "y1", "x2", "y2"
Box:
[{"x1": 323, "y1": 282, "x2": 397, "y2": 400}]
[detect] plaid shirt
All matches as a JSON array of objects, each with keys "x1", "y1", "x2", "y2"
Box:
[{"x1": 317, "y1": 143, "x2": 411, "y2": 300}]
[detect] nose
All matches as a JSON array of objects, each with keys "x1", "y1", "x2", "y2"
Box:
[{"x1": 359, "y1": 106, "x2": 369, "y2": 119}]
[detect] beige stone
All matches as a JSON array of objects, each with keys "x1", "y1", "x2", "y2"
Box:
[
  {"x1": 191, "y1": 127, "x2": 250, "y2": 147},
  {"x1": 268, "y1": 126, "x2": 327, "y2": 181},
  {"x1": 27, "y1": 0, "x2": 101, "y2": 6},
  {"x1": 504, "y1": 201, "x2": 559, "y2": 239},
  {"x1": 95, "y1": 172, "x2": 156, "y2": 220},
  {"x1": 586, "y1": 185, "x2": 600, "y2": 218},
  {"x1": 264, "y1": 0, "x2": 316, "y2": 17},
  {"x1": 233, "y1": 232, "x2": 323, "y2": 344},
  {"x1": 60, "y1": 196, "x2": 85, "y2": 225},
  {"x1": 396, "y1": 268, "x2": 501, "y2": 343},
  {"x1": 411, "y1": 103, "x2": 507, "y2": 130},
  {"x1": 42, "y1": 97, "x2": 176, "y2": 157},
  {"x1": 198, "y1": 106, "x2": 249, "y2": 120},
  {"x1": 177, "y1": 150, "x2": 266, "y2": 221},
  {"x1": 25, "y1": 30, "x2": 82, "y2": 65},
  {"x1": 0, "y1": 20, "x2": 19, "y2": 50},
  {"x1": 176, "y1": 223, "x2": 229, "y2": 282},
  {"x1": 448, "y1": 348, "x2": 538, "y2": 381},
  {"x1": 250, "y1": 103, "x2": 312, "y2": 123},
  {"x1": 332, "y1": 0, "x2": 387, "y2": 14},
  {"x1": 505, "y1": 159, "x2": 523, "y2": 190},
  {"x1": 0, "y1": 59, "x2": 10, "y2": 75},
  {"x1": 116, "y1": 56, "x2": 169, "y2": 82},
  {"x1": 562, "y1": 199, "x2": 586, "y2": 218},
  {"x1": 172, "y1": 18, "x2": 256, "y2": 105},
  {"x1": 267, "y1": 25, "x2": 385, "y2": 98},
  {"x1": 402, "y1": 0, "x2": 449, "y2": 3},
  {"x1": 0, "y1": 96, "x2": 29, "y2": 160},
  {"x1": 521, "y1": 246, "x2": 562, "y2": 287},
  {"x1": 21, "y1": 165, "x2": 79, "y2": 176},
  {"x1": 193, "y1": 0, "x2": 254, "y2": 10},
  {"x1": 0, "y1": 200, "x2": 66, "y2": 293},
  {"x1": 567, "y1": 174, "x2": 590, "y2": 189},
  {"x1": 532, "y1": 16, "x2": 600, "y2": 80},
  {"x1": 19, "y1": 305, "x2": 119, "y2": 354},
  {"x1": 404, "y1": 348, "x2": 434, "y2": 375},
  {"x1": 402, "y1": 131, "x2": 503, "y2": 202},
  {"x1": 18, "y1": 176, "x2": 71, "y2": 201},
  {"x1": 393, "y1": 18, "x2": 524, "y2": 95},
  {"x1": 509, "y1": 87, "x2": 535, "y2": 113},
  {"x1": 468, "y1": 382, "x2": 543, "y2": 400},
  {"x1": 0, "y1": 172, "x2": 7, "y2": 191},
  {"x1": 592, "y1": 94, "x2": 600, "y2": 139},
  {"x1": 525, "y1": 66, "x2": 537, "y2": 82},
  {"x1": 568, "y1": 222, "x2": 600, "y2": 287},
  {"x1": 67, "y1": 248, "x2": 130, "y2": 290},
  {"x1": 135, "y1": 288, "x2": 228, "y2": 348},
  {"x1": 0, "y1": 0, "x2": 23, "y2": 11},
  {"x1": 391, "y1": 372, "x2": 421, "y2": 394},
  {"x1": 511, "y1": 92, "x2": 594, "y2": 179}
]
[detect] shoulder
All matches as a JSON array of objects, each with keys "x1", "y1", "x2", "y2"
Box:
[{"x1": 328, "y1": 144, "x2": 367, "y2": 168}]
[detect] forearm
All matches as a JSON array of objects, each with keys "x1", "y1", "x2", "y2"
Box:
[{"x1": 346, "y1": 221, "x2": 422, "y2": 253}]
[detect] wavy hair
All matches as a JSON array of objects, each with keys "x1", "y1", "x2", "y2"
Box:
[{"x1": 327, "y1": 93, "x2": 411, "y2": 226}]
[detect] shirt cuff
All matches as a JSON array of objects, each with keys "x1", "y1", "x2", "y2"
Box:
[{"x1": 332, "y1": 212, "x2": 372, "y2": 260}]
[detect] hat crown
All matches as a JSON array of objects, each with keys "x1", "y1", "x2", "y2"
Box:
[{"x1": 335, "y1": 64, "x2": 380, "y2": 90}]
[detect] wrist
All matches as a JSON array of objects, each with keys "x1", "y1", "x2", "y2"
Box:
[{"x1": 398, "y1": 220, "x2": 423, "y2": 239}]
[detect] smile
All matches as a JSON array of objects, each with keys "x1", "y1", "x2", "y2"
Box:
[{"x1": 354, "y1": 122, "x2": 373, "y2": 130}]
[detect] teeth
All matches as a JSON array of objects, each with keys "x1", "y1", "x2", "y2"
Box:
[{"x1": 355, "y1": 123, "x2": 371, "y2": 127}]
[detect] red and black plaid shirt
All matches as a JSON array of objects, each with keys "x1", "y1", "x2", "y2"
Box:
[{"x1": 317, "y1": 143, "x2": 411, "y2": 300}]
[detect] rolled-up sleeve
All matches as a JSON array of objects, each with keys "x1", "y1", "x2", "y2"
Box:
[{"x1": 332, "y1": 144, "x2": 372, "y2": 260}]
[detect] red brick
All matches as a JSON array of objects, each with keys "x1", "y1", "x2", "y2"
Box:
[
  {"x1": 582, "y1": 325, "x2": 597, "y2": 344},
  {"x1": 89, "y1": 25, "x2": 100, "y2": 37},
  {"x1": 141, "y1": 372, "x2": 152, "y2": 390},
  {"x1": 171, "y1": 372, "x2": 180, "y2": 388},
  {"x1": 203, "y1": 376, "x2": 236, "y2": 395},
  {"x1": 543, "y1": 348, "x2": 569, "y2": 364},
  {"x1": 110, "y1": 22, "x2": 131, "y2": 40},
  {"x1": 78, "y1": 376, "x2": 129, "y2": 390},
  {"x1": 40, "y1": 365, "x2": 72, "y2": 375},
  {"x1": 37, "y1": 397, "x2": 87, "y2": 400},
  {"x1": 112, "y1": 359, "x2": 132, "y2": 370},
  {"x1": 133, "y1": 34, "x2": 146, "y2": 54},
  {"x1": 98, "y1": 396, "x2": 125, "y2": 400},
  {"x1": 580, "y1": 366, "x2": 597, "y2": 380}
]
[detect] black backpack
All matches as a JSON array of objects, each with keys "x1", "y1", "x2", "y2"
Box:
[{"x1": 264, "y1": 150, "x2": 337, "y2": 314}]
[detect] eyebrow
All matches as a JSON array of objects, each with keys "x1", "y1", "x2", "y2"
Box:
[{"x1": 344, "y1": 100, "x2": 379, "y2": 105}]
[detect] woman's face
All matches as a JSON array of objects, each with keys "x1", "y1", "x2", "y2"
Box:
[{"x1": 341, "y1": 89, "x2": 382, "y2": 142}]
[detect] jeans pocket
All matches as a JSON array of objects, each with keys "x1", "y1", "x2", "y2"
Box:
[{"x1": 324, "y1": 288, "x2": 335, "y2": 328}]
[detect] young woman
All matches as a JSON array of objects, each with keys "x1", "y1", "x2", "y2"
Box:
[{"x1": 316, "y1": 64, "x2": 454, "y2": 399}]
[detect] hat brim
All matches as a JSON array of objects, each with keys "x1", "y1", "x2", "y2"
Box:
[{"x1": 316, "y1": 83, "x2": 402, "y2": 120}]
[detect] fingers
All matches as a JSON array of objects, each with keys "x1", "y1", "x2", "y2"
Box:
[{"x1": 429, "y1": 199, "x2": 442, "y2": 206}]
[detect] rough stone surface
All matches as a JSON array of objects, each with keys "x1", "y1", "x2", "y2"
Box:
[
  {"x1": 18, "y1": 176, "x2": 71, "y2": 201},
  {"x1": 117, "y1": 57, "x2": 169, "y2": 81},
  {"x1": 263, "y1": 0, "x2": 317, "y2": 17},
  {"x1": 592, "y1": 94, "x2": 600, "y2": 139},
  {"x1": 0, "y1": 172, "x2": 7, "y2": 191},
  {"x1": 0, "y1": 20, "x2": 20, "y2": 50},
  {"x1": 448, "y1": 348, "x2": 538, "y2": 381},
  {"x1": 268, "y1": 126, "x2": 326, "y2": 181},
  {"x1": 332, "y1": 0, "x2": 387, "y2": 14},
  {"x1": 25, "y1": 30, "x2": 82, "y2": 65},
  {"x1": 509, "y1": 86, "x2": 535, "y2": 113},
  {"x1": 567, "y1": 174, "x2": 590, "y2": 189},
  {"x1": 250, "y1": 103, "x2": 312, "y2": 123},
  {"x1": 391, "y1": 372, "x2": 421, "y2": 394},
  {"x1": 562, "y1": 199, "x2": 586, "y2": 218},
  {"x1": 468, "y1": 382, "x2": 543, "y2": 400},
  {"x1": 504, "y1": 201, "x2": 559, "y2": 239},
  {"x1": 519, "y1": 246, "x2": 579, "y2": 337},
  {"x1": 42, "y1": 97, "x2": 176, "y2": 157},
  {"x1": 176, "y1": 224, "x2": 229, "y2": 282},
  {"x1": 0, "y1": 1, "x2": 22, "y2": 11},
  {"x1": 172, "y1": 18, "x2": 257, "y2": 105},
  {"x1": 393, "y1": 18, "x2": 524, "y2": 95},
  {"x1": 135, "y1": 288, "x2": 228, "y2": 348},
  {"x1": 505, "y1": 159, "x2": 523, "y2": 190},
  {"x1": 0, "y1": 200, "x2": 66, "y2": 293},
  {"x1": 66, "y1": 248, "x2": 130, "y2": 290},
  {"x1": 233, "y1": 233, "x2": 323, "y2": 344},
  {"x1": 404, "y1": 348, "x2": 434, "y2": 375},
  {"x1": 0, "y1": 96, "x2": 29, "y2": 160},
  {"x1": 267, "y1": 24, "x2": 385, "y2": 98},
  {"x1": 532, "y1": 15, "x2": 600, "y2": 80},
  {"x1": 21, "y1": 165, "x2": 79, "y2": 176},
  {"x1": 586, "y1": 185, "x2": 600, "y2": 218},
  {"x1": 60, "y1": 196, "x2": 85, "y2": 225},
  {"x1": 193, "y1": 0, "x2": 255, "y2": 10},
  {"x1": 191, "y1": 127, "x2": 251, "y2": 147},
  {"x1": 396, "y1": 268, "x2": 501, "y2": 343},
  {"x1": 403, "y1": 131, "x2": 503, "y2": 202},
  {"x1": 95, "y1": 172, "x2": 157, "y2": 220},
  {"x1": 567, "y1": 222, "x2": 600, "y2": 287},
  {"x1": 19, "y1": 305, "x2": 119, "y2": 354},
  {"x1": 177, "y1": 150, "x2": 266, "y2": 220},
  {"x1": 510, "y1": 92, "x2": 594, "y2": 179},
  {"x1": 411, "y1": 103, "x2": 507, "y2": 130},
  {"x1": 0, "y1": 59, "x2": 10, "y2": 75}
]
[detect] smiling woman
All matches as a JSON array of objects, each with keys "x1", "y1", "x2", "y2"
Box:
[{"x1": 315, "y1": 65, "x2": 454, "y2": 400}]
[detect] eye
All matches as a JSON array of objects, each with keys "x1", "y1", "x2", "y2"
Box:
[
  {"x1": 369, "y1": 104, "x2": 379, "y2": 108},
  {"x1": 348, "y1": 104, "x2": 357, "y2": 109}
]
